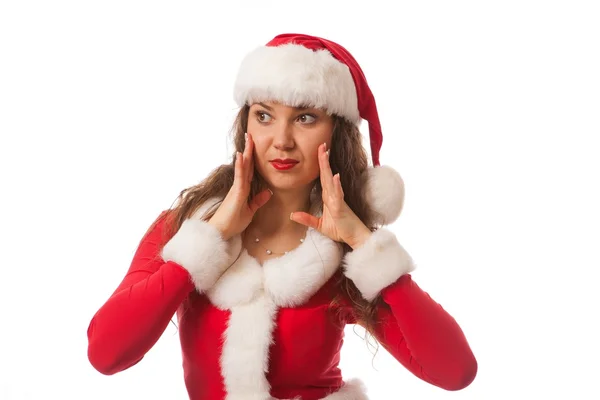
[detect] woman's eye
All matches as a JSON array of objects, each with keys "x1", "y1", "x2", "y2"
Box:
[
  {"x1": 257, "y1": 112, "x2": 272, "y2": 123},
  {"x1": 298, "y1": 114, "x2": 316, "y2": 124}
]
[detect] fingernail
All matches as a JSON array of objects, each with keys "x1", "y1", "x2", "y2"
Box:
[
  {"x1": 326, "y1": 150, "x2": 330, "y2": 157},
  {"x1": 268, "y1": 188, "x2": 273, "y2": 195},
  {"x1": 289, "y1": 212, "x2": 294, "y2": 220},
  {"x1": 245, "y1": 132, "x2": 248, "y2": 142},
  {"x1": 323, "y1": 142, "x2": 327, "y2": 150}
]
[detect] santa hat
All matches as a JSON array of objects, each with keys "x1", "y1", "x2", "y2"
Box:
[{"x1": 233, "y1": 33, "x2": 405, "y2": 225}]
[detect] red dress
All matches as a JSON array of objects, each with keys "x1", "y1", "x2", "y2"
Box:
[{"x1": 87, "y1": 201, "x2": 477, "y2": 399}]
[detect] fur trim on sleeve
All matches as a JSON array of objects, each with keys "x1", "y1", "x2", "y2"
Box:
[
  {"x1": 342, "y1": 228, "x2": 416, "y2": 301},
  {"x1": 161, "y1": 219, "x2": 233, "y2": 292}
]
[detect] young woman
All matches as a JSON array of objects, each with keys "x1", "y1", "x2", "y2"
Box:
[{"x1": 87, "y1": 33, "x2": 477, "y2": 399}]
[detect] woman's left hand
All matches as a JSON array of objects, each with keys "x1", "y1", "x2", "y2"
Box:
[{"x1": 291, "y1": 143, "x2": 372, "y2": 249}]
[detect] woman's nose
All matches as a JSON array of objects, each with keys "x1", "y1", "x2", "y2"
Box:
[{"x1": 272, "y1": 122, "x2": 295, "y2": 151}]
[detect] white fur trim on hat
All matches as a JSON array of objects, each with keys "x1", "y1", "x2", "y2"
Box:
[
  {"x1": 343, "y1": 228, "x2": 415, "y2": 301},
  {"x1": 363, "y1": 165, "x2": 405, "y2": 226},
  {"x1": 233, "y1": 43, "x2": 360, "y2": 124}
]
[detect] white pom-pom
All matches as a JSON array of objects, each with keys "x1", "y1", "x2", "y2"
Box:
[{"x1": 363, "y1": 165, "x2": 405, "y2": 225}]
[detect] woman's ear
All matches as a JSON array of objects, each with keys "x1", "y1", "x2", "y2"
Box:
[{"x1": 362, "y1": 165, "x2": 405, "y2": 226}]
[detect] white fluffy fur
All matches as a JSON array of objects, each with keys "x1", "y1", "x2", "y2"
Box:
[
  {"x1": 363, "y1": 165, "x2": 405, "y2": 226},
  {"x1": 221, "y1": 293, "x2": 368, "y2": 399},
  {"x1": 234, "y1": 43, "x2": 360, "y2": 124},
  {"x1": 343, "y1": 228, "x2": 416, "y2": 302},
  {"x1": 206, "y1": 250, "x2": 264, "y2": 310},
  {"x1": 160, "y1": 219, "x2": 232, "y2": 292},
  {"x1": 220, "y1": 294, "x2": 278, "y2": 399},
  {"x1": 264, "y1": 228, "x2": 343, "y2": 307},
  {"x1": 207, "y1": 226, "x2": 343, "y2": 310},
  {"x1": 161, "y1": 197, "x2": 242, "y2": 293},
  {"x1": 320, "y1": 379, "x2": 369, "y2": 400},
  {"x1": 181, "y1": 197, "x2": 372, "y2": 398},
  {"x1": 271, "y1": 379, "x2": 368, "y2": 400},
  {"x1": 206, "y1": 224, "x2": 347, "y2": 398}
]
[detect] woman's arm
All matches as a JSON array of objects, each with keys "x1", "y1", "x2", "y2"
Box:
[
  {"x1": 342, "y1": 228, "x2": 477, "y2": 391},
  {"x1": 87, "y1": 210, "x2": 234, "y2": 375}
]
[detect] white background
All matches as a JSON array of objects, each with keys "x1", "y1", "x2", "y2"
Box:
[{"x1": 1, "y1": 1, "x2": 599, "y2": 399}]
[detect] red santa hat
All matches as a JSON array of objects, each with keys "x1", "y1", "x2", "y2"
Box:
[{"x1": 233, "y1": 33, "x2": 405, "y2": 225}]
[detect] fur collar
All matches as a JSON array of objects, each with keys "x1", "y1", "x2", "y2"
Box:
[
  {"x1": 206, "y1": 227, "x2": 343, "y2": 309},
  {"x1": 193, "y1": 196, "x2": 343, "y2": 309}
]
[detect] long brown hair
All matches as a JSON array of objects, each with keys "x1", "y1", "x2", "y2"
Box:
[{"x1": 161, "y1": 105, "x2": 385, "y2": 347}]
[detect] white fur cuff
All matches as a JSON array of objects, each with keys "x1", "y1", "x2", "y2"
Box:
[
  {"x1": 343, "y1": 228, "x2": 416, "y2": 301},
  {"x1": 161, "y1": 219, "x2": 231, "y2": 292}
]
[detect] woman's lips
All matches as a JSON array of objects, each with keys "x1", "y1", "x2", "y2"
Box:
[{"x1": 270, "y1": 160, "x2": 299, "y2": 170}]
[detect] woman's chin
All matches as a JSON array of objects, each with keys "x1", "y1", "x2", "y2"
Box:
[{"x1": 264, "y1": 175, "x2": 314, "y2": 192}]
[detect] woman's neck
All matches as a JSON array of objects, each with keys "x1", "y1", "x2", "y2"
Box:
[{"x1": 250, "y1": 186, "x2": 312, "y2": 236}]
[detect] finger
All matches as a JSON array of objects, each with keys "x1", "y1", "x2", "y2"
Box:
[
  {"x1": 319, "y1": 143, "x2": 334, "y2": 195},
  {"x1": 233, "y1": 151, "x2": 244, "y2": 188},
  {"x1": 246, "y1": 133, "x2": 255, "y2": 183},
  {"x1": 248, "y1": 189, "x2": 272, "y2": 213},
  {"x1": 290, "y1": 212, "x2": 320, "y2": 230},
  {"x1": 248, "y1": 158, "x2": 255, "y2": 183},
  {"x1": 333, "y1": 173, "x2": 344, "y2": 199},
  {"x1": 242, "y1": 133, "x2": 253, "y2": 182}
]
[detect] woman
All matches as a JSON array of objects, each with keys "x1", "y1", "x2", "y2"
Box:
[{"x1": 87, "y1": 33, "x2": 477, "y2": 399}]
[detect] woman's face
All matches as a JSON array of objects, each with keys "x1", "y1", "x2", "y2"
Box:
[{"x1": 247, "y1": 101, "x2": 334, "y2": 191}]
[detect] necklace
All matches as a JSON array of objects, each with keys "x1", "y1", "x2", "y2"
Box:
[{"x1": 250, "y1": 228, "x2": 308, "y2": 256}]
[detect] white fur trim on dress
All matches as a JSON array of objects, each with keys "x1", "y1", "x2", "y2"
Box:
[
  {"x1": 206, "y1": 250, "x2": 264, "y2": 310},
  {"x1": 207, "y1": 227, "x2": 342, "y2": 310},
  {"x1": 264, "y1": 228, "x2": 343, "y2": 307},
  {"x1": 320, "y1": 378, "x2": 369, "y2": 400},
  {"x1": 343, "y1": 228, "x2": 416, "y2": 302},
  {"x1": 363, "y1": 165, "x2": 405, "y2": 226},
  {"x1": 233, "y1": 43, "x2": 360, "y2": 124},
  {"x1": 206, "y1": 226, "x2": 344, "y2": 399},
  {"x1": 220, "y1": 294, "x2": 278, "y2": 399}
]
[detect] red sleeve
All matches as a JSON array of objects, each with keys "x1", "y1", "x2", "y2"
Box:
[
  {"x1": 368, "y1": 274, "x2": 477, "y2": 391},
  {"x1": 341, "y1": 228, "x2": 477, "y2": 390},
  {"x1": 86, "y1": 212, "x2": 195, "y2": 375}
]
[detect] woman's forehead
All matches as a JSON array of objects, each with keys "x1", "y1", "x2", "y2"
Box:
[{"x1": 250, "y1": 101, "x2": 325, "y2": 113}]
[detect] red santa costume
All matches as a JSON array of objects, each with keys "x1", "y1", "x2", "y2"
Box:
[{"x1": 87, "y1": 34, "x2": 477, "y2": 399}]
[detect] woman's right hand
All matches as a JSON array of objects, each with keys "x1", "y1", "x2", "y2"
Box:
[{"x1": 207, "y1": 132, "x2": 272, "y2": 240}]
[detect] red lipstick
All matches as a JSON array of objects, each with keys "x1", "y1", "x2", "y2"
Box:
[{"x1": 270, "y1": 158, "x2": 299, "y2": 171}]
